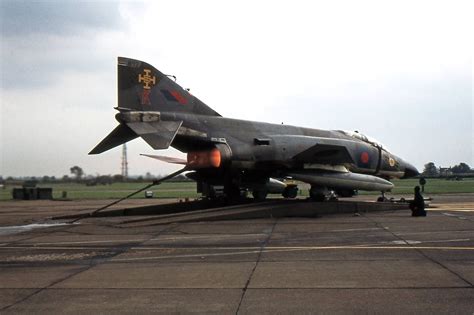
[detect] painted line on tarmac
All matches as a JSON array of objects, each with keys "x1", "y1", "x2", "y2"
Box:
[
  {"x1": 110, "y1": 245, "x2": 474, "y2": 262},
  {"x1": 331, "y1": 228, "x2": 382, "y2": 232},
  {"x1": 29, "y1": 239, "x2": 147, "y2": 246},
  {"x1": 410, "y1": 238, "x2": 470, "y2": 244},
  {"x1": 430, "y1": 208, "x2": 474, "y2": 213},
  {"x1": 0, "y1": 246, "x2": 117, "y2": 250},
  {"x1": 441, "y1": 212, "x2": 468, "y2": 220},
  {"x1": 2, "y1": 244, "x2": 474, "y2": 252},
  {"x1": 149, "y1": 234, "x2": 268, "y2": 241},
  {"x1": 376, "y1": 238, "x2": 471, "y2": 245},
  {"x1": 20, "y1": 227, "x2": 466, "y2": 248},
  {"x1": 15, "y1": 234, "x2": 269, "y2": 246},
  {"x1": 112, "y1": 248, "x2": 308, "y2": 261},
  {"x1": 396, "y1": 230, "x2": 473, "y2": 236}
]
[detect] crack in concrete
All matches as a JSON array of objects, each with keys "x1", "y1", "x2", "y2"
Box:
[
  {"x1": 0, "y1": 223, "x2": 182, "y2": 311},
  {"x1": 235, "y1": 219, "x2": 277, "y2": 314},
  {"x1": 361, "y1": 213, "x2": 473, "y2": 288}
]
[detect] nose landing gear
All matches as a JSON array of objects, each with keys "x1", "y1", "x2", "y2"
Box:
[{"x1": 377, "y1": 191, "x2": 390, "y2": 202}]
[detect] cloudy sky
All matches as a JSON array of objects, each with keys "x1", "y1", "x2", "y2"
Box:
[{"x1": 1, "y1": 0, "x2": 472, "y2": 177}]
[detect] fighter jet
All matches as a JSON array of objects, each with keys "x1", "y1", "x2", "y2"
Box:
[{"x1": 90, "y1": 57, "x2": 419, "y2": 201}]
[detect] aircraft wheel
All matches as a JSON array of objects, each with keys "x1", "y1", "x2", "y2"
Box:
[
  {"x1": 310, "y1": 186, "x2": 328, "y2": 201},
  {"x1": 252, "y1": 190, "x2": 268, "y2": 201},
  {"x1": 310, "y1": 193, "x2": 326, "y2": 201},
  {"x1": 282, "y1": 186, "x2": 298, "y2": 198},
  {"x1": 225, "y1": 184, "x2": 242, "y2": 202},
  {"x1": 335, "y1": 189, "x2": 355, "y2": 198}
]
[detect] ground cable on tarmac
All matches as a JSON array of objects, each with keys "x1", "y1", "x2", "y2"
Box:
[{"x1": 67, "y1": 167, "x2": 187, "y2": 223}]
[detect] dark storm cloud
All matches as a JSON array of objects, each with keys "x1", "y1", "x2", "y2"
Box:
[
  {"x1": 0, "y1": 0, "x2": 122, "y2": 36},
  {"x1": 0, "y1": 1, "x2": 127, "y2": 89},
  {"x1": 1, "y1": 37, "x2": 111, "y2": 89}
]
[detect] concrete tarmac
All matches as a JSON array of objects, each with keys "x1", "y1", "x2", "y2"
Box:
[{"x1": 0, "y1": 195, "x2": 473, "y2": 313}]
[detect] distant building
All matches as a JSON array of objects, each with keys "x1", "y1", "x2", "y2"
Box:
[
  {"x1": 439, "y1": 167, "x2": 453, "y2": 177},
  {"x1": 12, "y1": 181, "x2": 53, "y2": 200}
]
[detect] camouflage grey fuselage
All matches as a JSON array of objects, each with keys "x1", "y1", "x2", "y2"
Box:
[
  {"x1": 165, "y1": 112, "x2": 407, "y2": 177},
  {"x1": 91, "y1": 57, "x2": 419, "y2": 199}
]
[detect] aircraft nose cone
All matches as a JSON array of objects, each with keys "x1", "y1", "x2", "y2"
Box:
[{"x1": 403, "y1": 162, "x2": 419, "y2": 178}]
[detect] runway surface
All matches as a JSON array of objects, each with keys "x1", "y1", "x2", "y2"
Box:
[{"x1": 0, "y1": 195, "x2": 473, "y2": 313}]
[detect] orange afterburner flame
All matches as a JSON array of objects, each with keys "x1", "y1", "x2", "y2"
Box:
[{"x1": 187, "y1": 149, "x2": 221, "y2": 168}]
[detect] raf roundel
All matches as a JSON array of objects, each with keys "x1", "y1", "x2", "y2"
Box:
[
  {"x1": 389, "y1": 157, "x2": 396, "y2": 167},
  {"x1": 360, "y1": 152, "x2": 369, "y2": 164}
]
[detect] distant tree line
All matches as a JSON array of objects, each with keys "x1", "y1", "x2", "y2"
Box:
[
  {"x1": 422, "y1": 162, "x2": 473, "y2": 177},
  {"x1": 0, "y1": 165, "x2": 192, "y2": 186},
  {"x1": 2, "y1": 162, "x2": 471, "y2": 186}
]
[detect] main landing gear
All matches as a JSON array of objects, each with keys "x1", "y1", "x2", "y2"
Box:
[
  {"x1": 309, "y1": 186, "x2": 329, "y2": 201},
  {"x1": 224, "y1": 182, "x2": 245, "y2": 202},
  {"x1": 252, "y1": 189, "x2": 268, "y2": 201},
  {"x1": 309, "y1": 186, "x2": 340, "y2": 202}
]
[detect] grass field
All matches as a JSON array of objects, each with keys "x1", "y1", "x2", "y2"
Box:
[
  {"x1": 361, "y1": 178, "x2": 474, "y2": 195},
  {"x1": 0, "y1": 182, "x2": 199, "y2": 201},
  {"x1": 0, "y1": 178, "x2": 473, "y2": 201}
]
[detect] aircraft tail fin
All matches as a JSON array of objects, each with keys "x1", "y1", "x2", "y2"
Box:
[
  {"x1": 90, "y1": 57, "x2": 220, "y2": 155},
  {"x1": 117, "y1": 57, "x2": 220, "y2": 116}
]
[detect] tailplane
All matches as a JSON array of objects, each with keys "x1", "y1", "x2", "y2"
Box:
[{"x1": 89, "y1": 124, "x2": 137, "y2": 155}]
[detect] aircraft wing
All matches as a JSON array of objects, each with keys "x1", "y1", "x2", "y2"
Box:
[{"x1": 292, "y1": 143, "x2": 354, "y2": 164}]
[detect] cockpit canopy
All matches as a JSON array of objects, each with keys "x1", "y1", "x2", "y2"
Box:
[{"x1": 339, "y1": 130, "x2": 390, "y2": 152}]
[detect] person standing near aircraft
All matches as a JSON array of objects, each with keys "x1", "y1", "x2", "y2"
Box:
[{"x1": 410, "y1": 186, "x2": 426, "y2": 216}]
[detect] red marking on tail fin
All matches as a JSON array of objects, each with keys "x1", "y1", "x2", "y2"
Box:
[
  {"x1": 141, "y1": 89, "x2": 151, "y2": 105},
  {"x1": 170, "y1": 91, "x2": 187, "y2": 104}
]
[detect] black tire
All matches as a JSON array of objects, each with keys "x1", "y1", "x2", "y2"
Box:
[
  {"x1": 225, "y1": 184, "x2": 242, "y2": 202},
  {"x1": 309, "y1": 186, "x2": 328, "y2": 201},
  {"x1": 310, "y1": 192, "x2": 326, "y2": 202},
  {"x1": 252, "y1": 190, "x2": 268, "y2": 201},
  {"x1": 283, "y1": 186, "x2": 298, "y2": 199}
]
